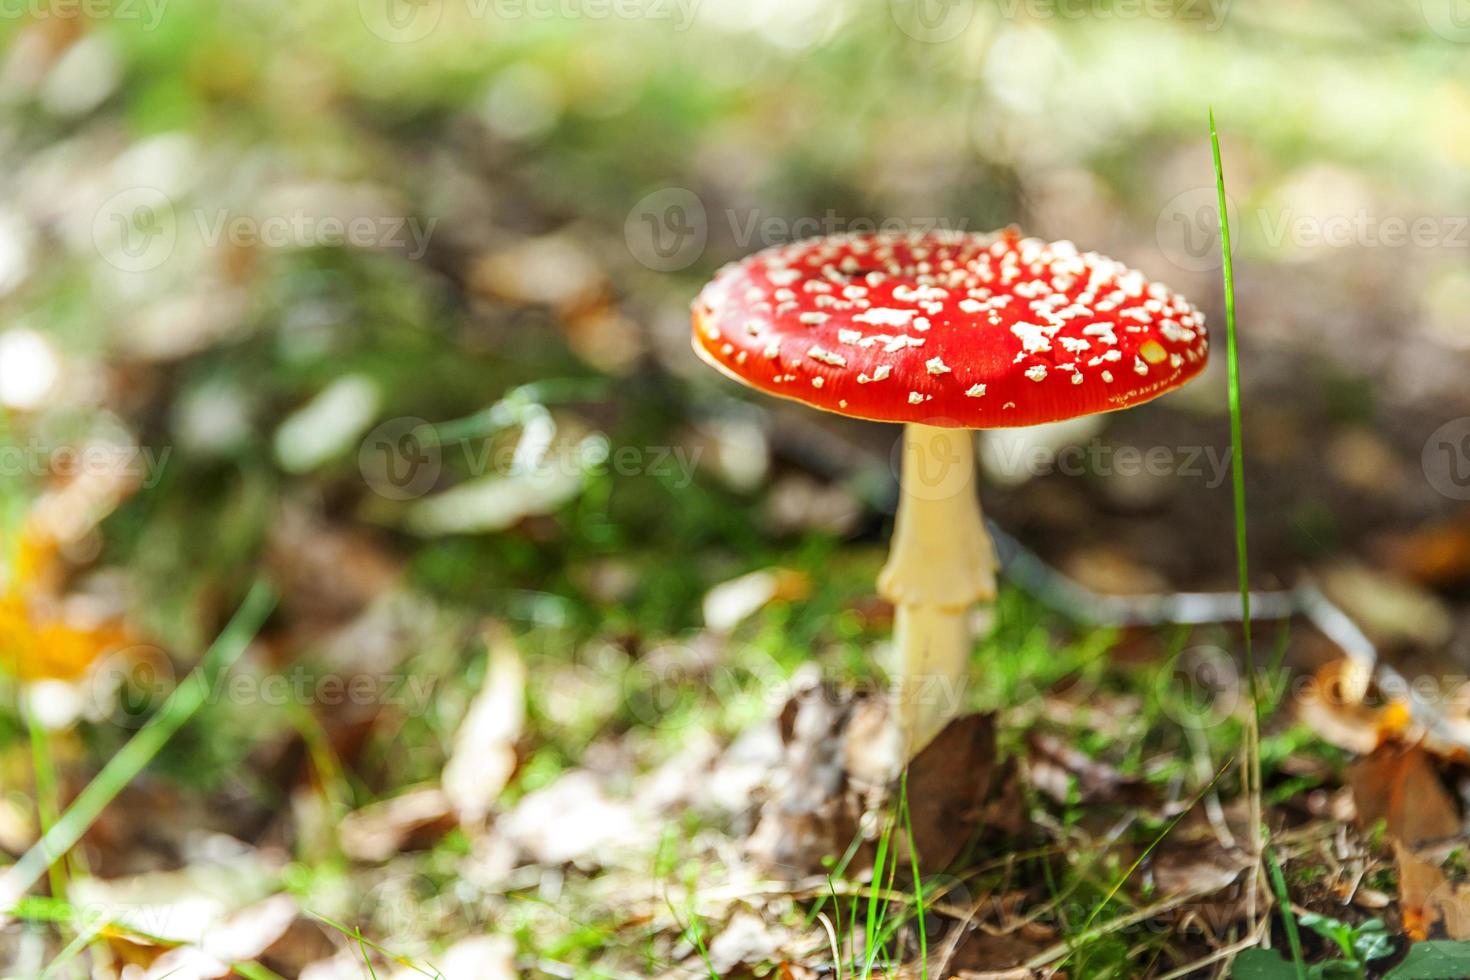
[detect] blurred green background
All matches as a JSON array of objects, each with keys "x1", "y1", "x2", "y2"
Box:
[{"x1": 3, "y1": 0, "x2": 1470, "y2": 975}]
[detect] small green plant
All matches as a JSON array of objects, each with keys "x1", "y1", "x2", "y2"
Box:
[
  {"x1": 1297, "y1": 914, "x2": 1392, "y2": 976},
  {"x1": 1233, "y1": 916, "x2": 1392, "y2": 980}
]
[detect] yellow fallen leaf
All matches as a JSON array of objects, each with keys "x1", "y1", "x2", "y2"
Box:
[
  {"x1": 0, "y1": 595, "x2": 130, "y2": 681},
  {"x1": 1, "y1": 523, "x2": 131, "y2": 682}
]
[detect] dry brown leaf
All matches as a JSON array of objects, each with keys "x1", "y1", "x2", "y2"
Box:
[
  {"x1": 1349, "y1": 884, "x2": 1392, "y2": 910},
  {"x1": 266, "y1": 504, "x2": 401, "y2": 626},
  {"x1": 1147, "y1": 798, "x2": 1253, "y2": 904},
  {"x1": 443, "y1": 625, "x2": 526, "y2": 825},
  {"x1": 1316, "y1": 561, "x2": 1454, "y2": 649},
  {"x1": 1395, "y1": 841, "x2": 1446, "y2": 941},
  {"x1": 748, "y1": 684, "x2": 868, "y2": 878},
  {"x1": 499, "y1": 769, "x2": 641, "y2": 866},
  {"x1": 1061, "y1": 544, "x2": 1169, "y2": 595},
  {"x1": 338, "y1": 786, "x2": 456, "y2": 862},
  {"x1": 143, "y1": 893, "x2": 300, "y2": 980},
  {"x1": 562, "y1": 304, "x2": 645, "y2": 375},
  {"x1": 390, "y1": 935, "x2": 517, "y2": 979},
  {"x1": 749, "y1": 686, "x2": 996, "y2": 878},
  {"x1": 944, "y1": 927, "x2": 1051, "y2": 976},
  {"x1": 0, "y1": 795, "x2": 36, "y2": 855},
  {"x1": 704, "y1": 910, "x2": 791, "y2": 975},
  {"x1": 1392, "y1": 840, "x2": 1470, "y2": 941},
  {"x1": 775, "y1": 965, "x2": 819, "y2": 980},
  {"x1": 762, "y1": 474, "x2": 861, "y2": 536},
  {"x1": 466, "y1": 234, "x2": 606, "y2": 312},
  {"x1": 1349, "y1": 743, "x2": 1461, "y2": 846},
  {"x1": 1295, "y1": 659, "x2": 1413, "y2": 755},
  {"x1": 902, "y1": 712, "x2": 997, "y2": 870},
  {"x1": 1378, "y1": 508, "x2": 1470, "y2": 587},
  {"x1": 28, "y1": 443, "x2": 142, "y2": 545},
  {"x1": 1025, "y1": 731, "x2": 1148, "y2": 806},
  {"x1": 301, "y1": 952, "x2": 382, "y2": 980},
  {"x1": 1152, "y1": 837, "x2": 1252, "y2": 896},
  {"x1": 702, "y1": 568, "x2": 809, "y2": 633}
]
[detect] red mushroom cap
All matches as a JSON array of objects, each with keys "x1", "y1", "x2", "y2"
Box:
[{"x1": 691, "y1": 230, "x2": 1208, "y2": 428}]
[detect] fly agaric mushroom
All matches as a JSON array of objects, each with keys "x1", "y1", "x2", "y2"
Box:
[{"x1": 691, "y1": 229, "x2": 1208, "y2": 756}]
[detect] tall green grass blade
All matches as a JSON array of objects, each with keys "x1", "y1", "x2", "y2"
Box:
[
  {"x1": 1265, "y1": 848, "x2": 1308, "y2": 980},
  {"x1": 1209, "y1": 112, "x2": 1253, "y2": 688},
  {"x1": 802, "y1": 827, "x2": 867, "y2": 929},
  {"x1": 0, "y1": 580, "x2": 277, "y2": 911},
  {"x1": 231, "y1": 963, "x2": 289, "y2": 980},
  {"x1": 40, "y1": 904, "x2": 112, "y2": 979},
  {"x1": 1050, "y1": 761, "x2": 1230, "y2": 973},
  {"x1": 311, "y1": 912, "x2": 443, "y2": 978},
  {"x1": 1209, "y1": 110, "x2": 1260, "y2": 736},
  {"x1": 663, "y1": 897, "x2": 719, "y2": 980},
  {"x1": 27, "y1": 709, "x2": 67, "y2": 904},
  {"x1": 1211, "y1": 106, "x2": 1268, "y2": 933},
  {"x1": 861, "y1": 813, "x2": 896, "y2": 979},
  {"x1": 899, "y1": 772, "x2": 928, "y2": 979}
]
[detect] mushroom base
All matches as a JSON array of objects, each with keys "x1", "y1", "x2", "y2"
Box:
[
  {"x1": 892, "y1": 603, "x2": 974, "y2": 756},
  {"x1": 879, "y1": 422, "x2": 997, "y2": 757}
]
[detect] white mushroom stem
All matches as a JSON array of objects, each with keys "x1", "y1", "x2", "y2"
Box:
[{"x1": 877, "y1": 422, "x2": 997, "y2": 757}]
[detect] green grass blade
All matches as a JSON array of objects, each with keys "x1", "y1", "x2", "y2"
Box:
[
  {"x1": 27, "y1": 708, "x2": 68, "y2": 904},
  {"x1": 40, "y1": 910, "x2": 109, "y2": 978},
  {"x1": 898, "y1": 772, "x2": 928, "y2": 979},
  {"x1": 0, "y1": 580, "x2": 277, "y2": 911},
  {"x1": 231, "y1": 962, "x2": 290, "y2": 980},
  {"x1": 311, "y1": 912, "x2": 443, "y2": 978},
  {"x1": 1264, "y1": 849, "x2": 1308, "y2": 980},
  {"x1": 1210, "y1": 108, "x2": 1257, "y2": 708},
  {"x1": 1050, "y1": 761, "x2": 1230, "y2": 973},
  {"x1": 861, "y1": 814, "x2": 895, "y2": 979},
  {"x1": 663, "y1": 897, "x2": 719, "y2": 980},
  {"x1": 802, "y1": 827, "x2": 867, "y2": 929},
  {"x1": 1211, "y1": 104, "x2": 1267, "y2": 922}
]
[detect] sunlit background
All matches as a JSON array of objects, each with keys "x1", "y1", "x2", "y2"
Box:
[{"x1": 3, "y1": 0, "x2": 1470, "y2": 975}]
